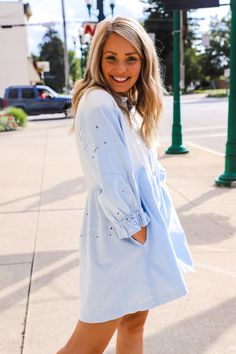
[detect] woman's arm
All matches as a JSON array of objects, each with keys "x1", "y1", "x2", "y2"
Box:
[{"x1": 76, "y1": 90, "x2": 150, "y2": 240}]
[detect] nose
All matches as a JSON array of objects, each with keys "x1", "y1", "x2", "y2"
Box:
[{"x1": 116, "y1": 61, "x2": 127, "y2": 74}]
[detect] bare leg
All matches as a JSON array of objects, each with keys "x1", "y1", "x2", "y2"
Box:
[
  {"x1": 116, "y1": 310, "x2": 149, "y2": 354},
  {"x1": 56, "y1": 317, "x2": 122, "y2": 354}
]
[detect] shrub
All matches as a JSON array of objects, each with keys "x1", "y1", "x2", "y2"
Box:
[
  {"x1": 4, "y1": 106, "x2": 28, "y2": 127},
  {"x1": 0, "y1": 112, "x2": 18, "y2": 132}
]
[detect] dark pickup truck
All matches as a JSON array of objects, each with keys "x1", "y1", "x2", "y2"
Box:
[{"x1": 3, "y1": 85, "x2": 72, "y2": 117}]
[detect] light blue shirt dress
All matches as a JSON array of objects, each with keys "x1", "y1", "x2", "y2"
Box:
[{"x1": 75, "y1": 88, "x2": 194, "y2": 323}]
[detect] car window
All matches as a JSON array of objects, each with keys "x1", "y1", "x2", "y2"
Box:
[
  {"x1": 8, "y1": 88, "x2": 18, "y2": 99},
  {"x1": 38, "y1": 89, "x2": 54, "y2": 99},
  {"x1": 22, "y1": 88, "x2": 35, "y2": 99}
]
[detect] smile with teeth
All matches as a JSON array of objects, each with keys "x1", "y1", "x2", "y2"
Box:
[{"x1": 112, "y1": 76, "x2": 130, "y2": 83}]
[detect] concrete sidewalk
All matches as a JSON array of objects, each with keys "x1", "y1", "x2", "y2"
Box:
[{"x1": 0, "y1": 118, "x2": 236, "y2": 354}]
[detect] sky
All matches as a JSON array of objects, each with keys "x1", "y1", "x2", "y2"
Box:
[{"x1": 0, "y1": 0, "x2": 230, "y2": 56}]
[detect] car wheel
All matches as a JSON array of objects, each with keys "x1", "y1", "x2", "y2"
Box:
[{"x1": 65, "y1": 107, "x2": 72, "y2": 119}]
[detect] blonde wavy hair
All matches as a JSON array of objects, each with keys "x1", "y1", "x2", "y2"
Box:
[{"x1": 70, "y1": 16, "x2": 165, "y2": 148}]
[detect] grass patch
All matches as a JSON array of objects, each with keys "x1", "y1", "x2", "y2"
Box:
[{"x1": 189, "y1": 89, "x2": 228, "y2": 98}]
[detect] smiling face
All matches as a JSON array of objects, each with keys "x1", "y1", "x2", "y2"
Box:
[{"x1": 101, "y1": 33, "x2": 142, "y2": 96}]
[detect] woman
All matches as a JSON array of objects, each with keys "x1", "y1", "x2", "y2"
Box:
[{"x1": 56, "y1": 16, "x2": 193, "y2": 354}]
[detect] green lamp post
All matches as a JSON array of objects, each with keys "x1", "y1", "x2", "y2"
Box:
[
  {"x1": 215, "y1": 0, "x2": 236, "y2": 187},
  {"x1": 166, "y1": 10, "x2": 189, "y2": 155}
]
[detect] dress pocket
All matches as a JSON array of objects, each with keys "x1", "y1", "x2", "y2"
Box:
[
  {"x1": 131, "y1": 234, "x2": 147, "y2": 247},
  {"x1": 130, "y1": 227, "x2": 149, "y2": 247}
]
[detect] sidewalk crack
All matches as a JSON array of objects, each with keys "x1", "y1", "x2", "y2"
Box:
[{"x1": 20, "y1": 130, "x2": 48, "y2": 354}]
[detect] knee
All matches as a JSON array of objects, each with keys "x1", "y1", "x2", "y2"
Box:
[
  {"x1": 118, "y1": 320, "x2": 145, "y2": 336},
  {"x1": 117, "y1": 311, "x2": 148, "y2": 336}
]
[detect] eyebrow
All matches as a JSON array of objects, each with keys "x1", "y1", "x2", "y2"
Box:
[{"x1": 104, "y1": 51, "x2": 139, "y2": 56}]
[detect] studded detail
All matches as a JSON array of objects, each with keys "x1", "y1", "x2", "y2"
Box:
[{"x1": 94, "y1": 146, "x2": 99, "y2": 153}]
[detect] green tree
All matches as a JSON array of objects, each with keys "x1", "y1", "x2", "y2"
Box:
[
  {"x1": 141, "y1": 2, "x2": 193, "y2": 89},
  {"x1": 39, "y1": 28, "x2": 65, "y2": 93},
  {"x1": 141, "y1": 0, "x2": 173, "y2": 87},
  {"x1": 200, "y1": 14, "x2": 230, "y2": 80},
  {"x1": 184, "y1": 47, "x2": 202, "y2": 88},
  {"x1": 183, "y1": 11, "x2": 203, "y2": 89},
  {"x1": 68, "y1": 50, "x2": 81, "y2": 84}
]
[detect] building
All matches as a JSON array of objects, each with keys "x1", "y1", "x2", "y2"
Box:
[{"x1": 0, "y1": 1, "x2": 40, "y2": 97}]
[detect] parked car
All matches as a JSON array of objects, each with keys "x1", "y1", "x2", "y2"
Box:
[{"x1": 3, "y1": 85, "x2": 72, "y2": 117}]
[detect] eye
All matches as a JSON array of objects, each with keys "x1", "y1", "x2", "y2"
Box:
[
  {"x1": 126, "y1": 56, "x2": 139, "y2": 63},
  {"x1": 105, "y1": 55, "x2": 116, "y2": 62}
]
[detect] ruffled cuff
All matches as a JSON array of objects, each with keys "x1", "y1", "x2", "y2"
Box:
[{"x1": 114, "y1": 208, "x2": 151, "y2": 240}]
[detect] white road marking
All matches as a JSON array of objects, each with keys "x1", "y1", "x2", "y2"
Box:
[
  {"x1": 183, "y1": 125, "x2": 227, "y2": 132},
  {"x1": 185, "y1": 142, "x2": 225, "y2": 157},
  {"x1": 185, "y1": 133, "x2": 227, "y2": 139}
]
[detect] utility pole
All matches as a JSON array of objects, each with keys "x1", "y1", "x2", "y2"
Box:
[
  {"x1": 215, "y1": 0, "x2": 236, "y2": 186},
  {"x1": 61, "y1": 0, "x2": 70, "y2": 93}
]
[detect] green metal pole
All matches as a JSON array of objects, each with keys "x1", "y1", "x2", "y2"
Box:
[
  {"x1": 166, "y1": 10, "x2": 188, "y2": 155},
  {"x1": 215, "y1": 0, "x2": 236, "y2": 187},
  {"x1": 97, "y1": 0, "x2": 105, "y2": 22}
]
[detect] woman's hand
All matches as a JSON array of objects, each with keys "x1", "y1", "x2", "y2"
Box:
[{"x1": 132, "y1": 226, "x2": 147, "y2": 244}]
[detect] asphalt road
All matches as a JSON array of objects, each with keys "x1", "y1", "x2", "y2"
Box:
[
  {"x1": 161, "y1": 94, "x2": 228, "y2": 155},
  {"x1": 28, "y1": 94, "x2": 229, "y2": 155}
]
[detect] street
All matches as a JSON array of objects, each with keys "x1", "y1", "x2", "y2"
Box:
[
  {"x1": 27, "y1": 94, "x2": 229, "y2": 155},
  {"x1": 160, "y1": 94, "x2": 228, "y2": 155}
]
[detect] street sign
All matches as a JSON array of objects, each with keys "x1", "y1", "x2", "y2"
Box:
[
  {"x1": 145, "y1": 19, "x2": 173, "y2": 32},
  {"x1": 162, "y1": 0, "x2": 219, "y2": 10},
  {"x1": 37, "y1": 61, "x2": 50, "y2": 72},
  {"x1": 83, "y1": 22, "x2": 97, "y2": 36}
]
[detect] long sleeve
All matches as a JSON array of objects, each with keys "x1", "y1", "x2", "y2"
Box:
[{"x1": 75, "y1": 89, "x2": 150, "y2": 239}]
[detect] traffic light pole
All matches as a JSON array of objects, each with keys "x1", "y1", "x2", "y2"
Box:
[
  {"x1": 166, "y1": 10, "x2": 188, "y2": 155},
  {"x1": 215, "y1": 0, "x2": 236, "y2": 187}
]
